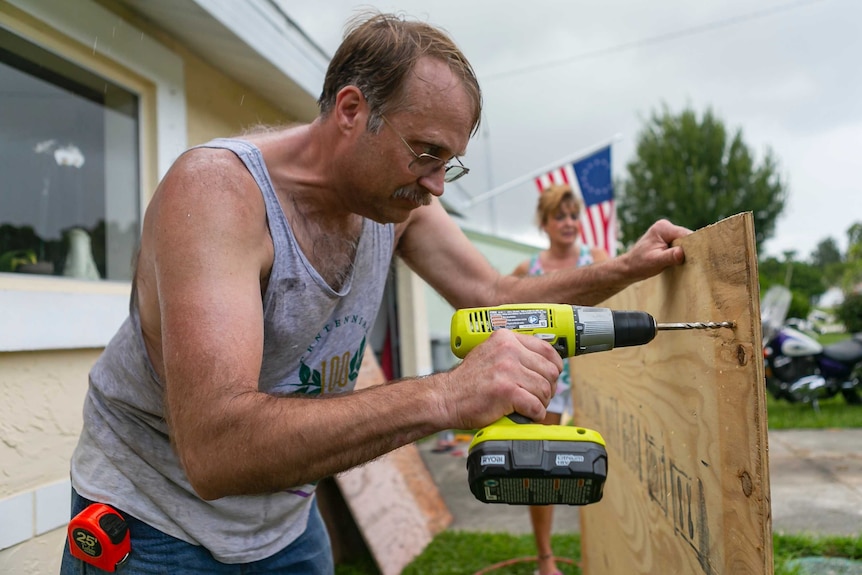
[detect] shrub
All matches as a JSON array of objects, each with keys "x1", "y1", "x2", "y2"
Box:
[
  {"x1": 836, "y1": 292, "x2": 862, "y2": 333},
  {"x1": 788, "y1": 290, "x2": 811, "y2": 321}
]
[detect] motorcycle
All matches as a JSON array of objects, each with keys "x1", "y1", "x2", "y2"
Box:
[{"x1": 761, "y1": 286, "x2": 862, "y2": 406}]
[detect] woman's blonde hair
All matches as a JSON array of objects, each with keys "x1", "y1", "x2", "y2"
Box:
[{"x1": 535, "y1": 184, "x2": 582, "y2": 229}]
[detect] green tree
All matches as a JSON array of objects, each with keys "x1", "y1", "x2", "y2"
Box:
[
  {"x1": 618, "y1": 105, "x2": 787, "y2": 253},
  {"x1": 842, "y1": 222, "x2": 862, "y2": 292},
  {"x1": 809, "y1": 237, "x2": 845, "y2": 287},
  {"x1": 836, "y1": 293, "x2": 862, "y2": 333},
  {"x1": 810, "y1": 237, "x2": 843, "y2": 267},
  {"x1": 758, "y1": 254, "x2": 824, "y2": 319}
]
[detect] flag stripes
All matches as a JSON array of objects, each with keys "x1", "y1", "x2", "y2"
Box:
[{"x1": 534, "y1": 145, "x2": 616, "y2": 256}]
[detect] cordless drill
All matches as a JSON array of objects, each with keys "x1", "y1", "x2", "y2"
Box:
[
  {"x1": 451, "y1": 303, "x2": 667, "y2": 359},
  {"x1": 449, "y1": 303, "x2": 733, "y2": 506}
]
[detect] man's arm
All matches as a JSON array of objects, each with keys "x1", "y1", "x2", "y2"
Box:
[
  {"x1": 395, "y1": 198, "x2": 689, "y2": 309},
  {"x1": 146, "y1": 154, "x2": 562, "y2": 500},
  {"x1": 512, "y1": 259, "x2": 530, "y2": 277},
  {"x1": 590, "y1": 246, "x2": 610, "y2": 264}
]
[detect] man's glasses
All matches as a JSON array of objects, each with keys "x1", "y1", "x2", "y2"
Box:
[{"x1": 381, "y1": 115, "x2": 469, "y2": 183}]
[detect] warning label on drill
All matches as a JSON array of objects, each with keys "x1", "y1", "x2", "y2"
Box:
[{"x1": 488, "y1": 309, "x2": 548, "y2": 330}]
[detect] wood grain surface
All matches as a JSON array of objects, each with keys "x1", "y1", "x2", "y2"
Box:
[{"x1": 572, "y1": 213, "x2": 773, "y2": 574}]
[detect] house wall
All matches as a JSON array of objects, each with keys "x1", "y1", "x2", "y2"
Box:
[
  {"x1": 0, "y1": 3, "x2": 536, "y2": 573},
  {"x1": 425, "y1": 228, "x2": 539, "y2": 369},
  {"x1": 0, "y1": 1, "x2": 302, "y2": 572}
]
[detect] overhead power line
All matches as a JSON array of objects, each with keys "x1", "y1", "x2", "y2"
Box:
[{"x1": 483, "y1": 0, "x2": 826, "y2": 82}]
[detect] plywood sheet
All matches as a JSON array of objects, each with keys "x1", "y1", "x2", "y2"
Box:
[
  {"x1": 333, "y1": 351, "x2": 452, "y2": 575},
  {"x1": 572, "y1": 213, "x2": 772, "y2": 574}
]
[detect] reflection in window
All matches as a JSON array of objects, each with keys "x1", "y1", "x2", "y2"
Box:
[{"x1": 0, "y1": 27, "x2": 140, "y2": 281}]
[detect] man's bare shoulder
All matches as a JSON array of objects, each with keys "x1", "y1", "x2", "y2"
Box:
[
  {"x1": 166, "y1": 147, "x2": 254, "y2": 191},
  {"x1": 147, "y1": 147, "x2": 269, "y2": 223},
  {"x1": 143, "y1": 145, "x2": 272, "y2": 255}
]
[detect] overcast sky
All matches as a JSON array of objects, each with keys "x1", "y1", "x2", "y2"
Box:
[{"x1": 282, "y1": 0, "x2": 861, "y2": 259}]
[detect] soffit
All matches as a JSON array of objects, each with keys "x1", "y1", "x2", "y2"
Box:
[{"x1": 113, "y1": 0, "x2": 328, "y2": 120}]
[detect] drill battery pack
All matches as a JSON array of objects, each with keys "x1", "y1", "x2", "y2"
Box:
[{"x1": 466, "y1": 416, "x2": 608, "y2": 506}]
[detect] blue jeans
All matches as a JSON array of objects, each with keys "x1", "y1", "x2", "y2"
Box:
[{"x1": 60, "y1": 489, "x2": 333, "y2": 574}]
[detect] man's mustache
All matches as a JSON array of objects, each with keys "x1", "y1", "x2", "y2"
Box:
[{"x1": 393, "y1": 186, "x2": 432, "y2": 206}]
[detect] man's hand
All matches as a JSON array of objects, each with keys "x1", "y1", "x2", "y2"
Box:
[
  {"x1": 620, "y1": 219, "x2": 691, "y2": 281},
  {"x1": 438, "y1": 329, "x2": 563, "y2": 430}
]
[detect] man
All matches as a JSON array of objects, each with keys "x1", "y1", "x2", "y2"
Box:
[{"x1": 62, "y1": 12, "x2": 689, "y2": 574}]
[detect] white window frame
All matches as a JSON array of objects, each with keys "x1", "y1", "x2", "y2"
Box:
[{"x1": 0, "y1": 0, "x2": 186, "y2": 351}]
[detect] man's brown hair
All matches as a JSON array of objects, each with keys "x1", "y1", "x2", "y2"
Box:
[{"x1": 319, "y1": 12, "x2": 482, "y2": 135}]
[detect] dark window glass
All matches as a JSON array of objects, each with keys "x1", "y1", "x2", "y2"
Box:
[{"x1": 0, "y1": 27, "x2": 140, "y2": 281}]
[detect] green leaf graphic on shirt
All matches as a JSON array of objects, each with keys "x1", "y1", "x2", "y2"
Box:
[
  {"x1": 297, "y1": 360, "x2": 322, "y2": 395},
  {"x1": 349, "y1": 336, "x2": 366, "y2": 380},
  {"x1": 297, "y1": 337, "x2": 367, "y2": 395}
]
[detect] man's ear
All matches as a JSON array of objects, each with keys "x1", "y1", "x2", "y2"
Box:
[{"x1": 334, "y1": 86, "x2": 367, "y2": 134}]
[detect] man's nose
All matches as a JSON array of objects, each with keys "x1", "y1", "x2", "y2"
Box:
[{"x1": 419, "y1": 168, "x2": 445, "y2": 197}]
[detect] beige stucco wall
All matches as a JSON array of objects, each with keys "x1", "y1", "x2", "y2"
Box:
[
  {"x1": 0, "y1": 2, "x2": 302, "y2": 572},
  {"x1": 0, "y1": 351, "x2": 98, "y2": 574},
  {"x1": 0, "y1": 350, "x2": 100, "y2": 498}
]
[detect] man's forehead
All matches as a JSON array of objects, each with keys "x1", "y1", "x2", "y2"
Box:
[
  {"x1": 405, "y1": 59, "x2": 470, "y2": 107},
  {"x1": 400, "y1": 60, "x2": 473, "y2": 152}
]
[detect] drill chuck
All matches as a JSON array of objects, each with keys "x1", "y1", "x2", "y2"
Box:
[
  {"x1": 571, "y1": 307, "x2": 656, "y2": 354},
  {"x1": 607, "y1": 310, "x2": 658, "y2": 349}
]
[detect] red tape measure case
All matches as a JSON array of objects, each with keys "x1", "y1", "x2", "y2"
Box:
[{"x1": 68, "y1": 503, "x2": 131, "y2": 572}]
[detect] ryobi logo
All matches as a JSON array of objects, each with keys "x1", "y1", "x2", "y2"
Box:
[
  {"x1": 555, "y1": 454, "x2": 585, "y2": 466},
  {"x1": 481, "y1": 454, "x2": 506, "y2": 466}
]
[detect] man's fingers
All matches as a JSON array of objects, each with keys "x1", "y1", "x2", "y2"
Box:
[
  {"x1": 511, "y1": 390, "x2": 548, "y2": 422},
  {"x1": 446, "y1": 329, "x2": 562, "y2": 429},
  {"x1": 511, "y1": 331, "x2": 564, "y2": 374},
  {"x1": 653, "y1": 218, "x2": 692, "y2": 243}
]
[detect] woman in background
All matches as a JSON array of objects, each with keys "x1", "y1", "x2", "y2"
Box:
[{"x1": 512, "y1": 183, "x2": 609, "y2": 575}]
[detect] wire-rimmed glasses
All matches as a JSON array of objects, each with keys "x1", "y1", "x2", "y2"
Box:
[{"x1": 381, "y1": 115, "x2": 469, "y2": 183}]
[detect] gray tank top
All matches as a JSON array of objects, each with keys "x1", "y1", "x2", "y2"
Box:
[{"x1": 70, "y1": 138, "x2": 395, "y2": 563}]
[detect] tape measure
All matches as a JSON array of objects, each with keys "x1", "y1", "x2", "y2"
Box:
[{"x1": 67, "y1": 503, "x2": 131, "y2": 572}]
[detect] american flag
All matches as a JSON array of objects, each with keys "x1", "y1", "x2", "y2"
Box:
[{"x1": 534, "y1": 146, "x2": 616, "y2": 257}]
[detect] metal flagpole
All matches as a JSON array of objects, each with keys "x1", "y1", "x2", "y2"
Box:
[
  {"x1": 463, "y1": 133, "x2": 622, "y2": 208},
  {"x1": 481, "y1": 116, "x2": 498, "y2": 234}
]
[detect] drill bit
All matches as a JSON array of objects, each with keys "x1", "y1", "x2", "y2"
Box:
[{"x1": 657, "y1": 321, "x2": 736, "y2": 330}]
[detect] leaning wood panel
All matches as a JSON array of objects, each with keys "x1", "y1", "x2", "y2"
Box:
[
  {"x1": 572, "y1": 213, "x2": 772, "y2": 574},
  {"x1": 334, "y1": 351, "x2": 452, "y2": 575}
]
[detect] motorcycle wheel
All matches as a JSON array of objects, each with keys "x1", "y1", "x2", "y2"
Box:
[
  {"x1": 766, "y1": 377, "x2": 797, "y2": 402},
  {"x1": 841, "y1": 388, "x2": 861, "y2": 405}
]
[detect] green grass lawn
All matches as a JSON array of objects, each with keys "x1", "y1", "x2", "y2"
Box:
[
  {"x1": 817, "y1": 332, "x2": 852, "y2": 346},
  {"x1": 335, "y1": 532, "x2": 862, "y2": 574},
  {"x1": 766, "y1": 393, "x2": 862, "y2": 429}
]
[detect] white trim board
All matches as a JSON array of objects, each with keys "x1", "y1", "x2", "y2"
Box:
[
  {"x1": 0, "y1": 480, "x2": 71, "y2": 551},
  {"x1": 0, "y1": 287, "x2": 129, "y2": 351}
]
